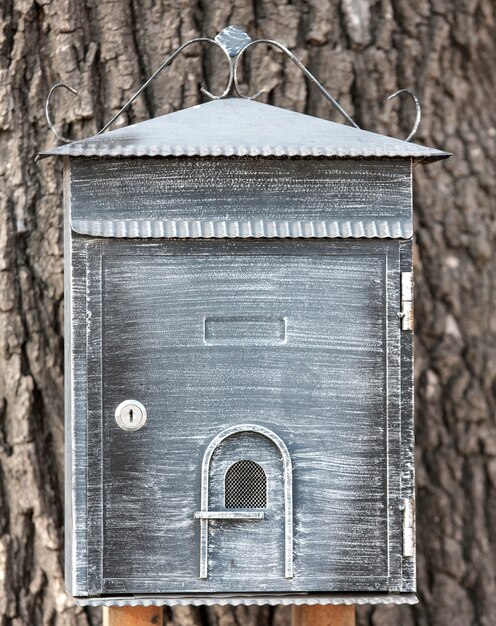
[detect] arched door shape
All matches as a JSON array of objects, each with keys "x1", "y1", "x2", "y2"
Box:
[{"x1": 195, "y1": 424, "x2": 293, "y2": 579}]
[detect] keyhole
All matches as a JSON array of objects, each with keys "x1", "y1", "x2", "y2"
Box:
[{"x1": 115, "y1": 400, "x2": 147, "y2": 431}]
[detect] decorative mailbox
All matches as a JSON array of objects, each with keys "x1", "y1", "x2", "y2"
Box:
[{"x1": 40, "y1": 27, "x2": 449, "y2": 608}]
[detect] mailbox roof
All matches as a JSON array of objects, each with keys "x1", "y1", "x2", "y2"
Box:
[{"x1": 39, "y1": 97, "x2": 449, "y2": 162}]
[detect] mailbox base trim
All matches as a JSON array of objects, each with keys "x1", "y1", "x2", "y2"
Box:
[{"x1": 73, "y1": 593, "x2": 418, "y2": 607}]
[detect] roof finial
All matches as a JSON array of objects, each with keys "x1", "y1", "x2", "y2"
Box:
[{"x1": 214, "y1": 25, "x2": 252, "y2": 57}]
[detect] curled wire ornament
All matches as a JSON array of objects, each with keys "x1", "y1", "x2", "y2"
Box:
[
  {"x1": 46, "y1": 83, "x2": 79, "y2": 143},
  {"x1": 387, "y1": 88, "x2": 421, "y2": 141},
  {"x1": 45, "y1": 37, "x2": 234, "y2": 144},
  {"x1": 233, "y1": 39, "x2": 359, "y2": 129}
]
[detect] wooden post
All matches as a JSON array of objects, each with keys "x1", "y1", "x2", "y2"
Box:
[
  {"x1": 103, "y1": 606, "x2": 163, "y2": 626},
  {"x1": 102, "y1": 603, "x2": 354, "y2": 626},
  {"x1": 292, "y1": 605, "x2": 355, "y2": 626}
]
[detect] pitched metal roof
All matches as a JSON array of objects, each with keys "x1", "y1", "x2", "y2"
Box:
[{"x1": 38, "y1": 97, "x2": 449, "y2": 162}]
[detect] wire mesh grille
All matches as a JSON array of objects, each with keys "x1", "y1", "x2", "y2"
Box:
[{"x1": 225, "y1": 460, "x2": 267, "y2": 508}]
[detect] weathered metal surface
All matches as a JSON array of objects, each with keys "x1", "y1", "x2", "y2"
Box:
[
  {"x1": 69, "y1": 158, "x2": 413, "y2": 239},
  {"x1": 66, "y1": 233, "x2": 414, "y2": 600},
  {"x1": 401, "y1": 271, "x2": 414, "y2": 331},
  {"x1": 64, "y1": 159, "x2": 89, "y2": 595},
  {"x1": 403, "y1": 498, "x2": 416, "y2": 558},
  {"x1": 39, "y1": 98, "x2": 449, "y2": 161},
  {"x1": 74, "y1": 593, "x2": 419, "y2": 607},
  {"x1": 399, "y1": 243, "x2": 415, "y2": 591}
]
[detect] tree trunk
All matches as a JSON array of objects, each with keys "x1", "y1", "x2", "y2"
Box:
[{"x1": 1, "y1": 1, "x2": 495, "y2": 625}]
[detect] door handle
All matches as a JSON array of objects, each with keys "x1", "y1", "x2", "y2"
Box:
[{"x1": 194, "y1": 510, "x2": 264, "y2": 521}]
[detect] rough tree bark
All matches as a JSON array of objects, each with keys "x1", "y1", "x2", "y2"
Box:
[{"x1": 0, "y1": 1, "x2": 495, "y2": 625}]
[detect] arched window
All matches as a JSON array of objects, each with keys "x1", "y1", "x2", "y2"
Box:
[{"x1": 225, "y1": 460, "x2": 267, "y2": 508}]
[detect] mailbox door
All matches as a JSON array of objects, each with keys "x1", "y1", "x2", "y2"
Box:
[{"x1": 77, "y1": 237, "x2": 406, "y2": 595}]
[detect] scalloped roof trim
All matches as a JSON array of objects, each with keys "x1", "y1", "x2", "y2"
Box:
[{"x1": 71, "y1": 218, "x2": 413, "y2": 239}]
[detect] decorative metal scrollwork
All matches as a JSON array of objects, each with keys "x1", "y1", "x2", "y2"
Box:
[
  {"x1": 387, "y1": 89, "x2": 421, "y2": 142},
  {"x1": 233, "y1": 38, "x2": 359, "y2": 129},
  {"x1": 45, "y1": 37, "x2": 234, "y2": 144},
  {"x1": 45, "y1": 25, "x2": 422, "y2": 144}
]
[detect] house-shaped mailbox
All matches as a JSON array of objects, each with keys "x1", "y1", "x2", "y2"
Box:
[{"x1": 40, "y1": 96, "x2": 448, "y2": 606}]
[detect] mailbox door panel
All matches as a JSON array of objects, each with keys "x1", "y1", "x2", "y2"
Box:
[{"x1": 80, "y1": 238, "x2": 403, "y2": 594}]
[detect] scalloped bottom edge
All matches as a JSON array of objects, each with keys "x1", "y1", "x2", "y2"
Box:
[{"x1": 73, "y1": 593, "x2": 419, "y2": 607}]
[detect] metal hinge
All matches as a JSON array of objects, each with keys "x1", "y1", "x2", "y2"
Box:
[
  {"x1": 400, "y1": 272, "x2": 414, "y2": 331},
  {"x1": 402, "y1": 497, "x2": 415, "y2": 557}
]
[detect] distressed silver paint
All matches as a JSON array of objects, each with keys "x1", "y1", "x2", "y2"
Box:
[
  {"x1": 71, "y1": 228, "x2": 410, "y2": 601},
  {"x1": 401, "y1": 272, "x2": 414, "y2": 331},
  {"x1": 402, "y1": 498, "x2": 415, "y2": 558},
  {"x1": 68, "y1": 157, "x2": 414, "y2": 240},
  {"x1": 66, "y1": 237, "x2": 409, "y2": 599},
  {"x1": 36, "y1": 92, "x2": 450, "y2": 605}
]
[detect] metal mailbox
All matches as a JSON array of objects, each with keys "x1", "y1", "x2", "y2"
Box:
[{"x1": 39, "y1": 28, "x2": 449, "y2": 608}]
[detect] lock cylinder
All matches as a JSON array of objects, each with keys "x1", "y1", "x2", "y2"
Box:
[{"x1": 115, "y1": 400, "x2": 147, "y2": 431}]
